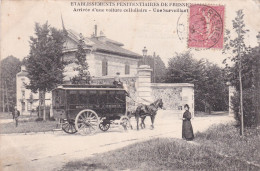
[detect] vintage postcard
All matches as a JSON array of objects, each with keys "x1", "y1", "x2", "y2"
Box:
[{"x1": 1, "y1": 0, "x2": 260, "y2": 170}]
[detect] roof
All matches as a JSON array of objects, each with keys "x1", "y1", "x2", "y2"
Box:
[
  {"x1": 66, "y1": 29, "x2": 93, "y2": 47},
  {"x1": 90, "y1": 37, "x2": 142, "y2": 59},
  {"x1": 64, "y1": 29, "x2": 142, "y2": 59}
]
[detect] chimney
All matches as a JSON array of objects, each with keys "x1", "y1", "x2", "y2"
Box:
[
  {"x1": 94, "y1": 25, "x2": 97, "y2": 37},
  {"x1": 100, "y1": 31, "x2": 105, "y2": 37},
  {"x1": 21, "y1": 65, "x2": 26, "y2": 71}
]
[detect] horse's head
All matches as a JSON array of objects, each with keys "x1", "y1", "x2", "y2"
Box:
[{"x1": 154, "y1": 99, "x2": 164, "y2": 109}]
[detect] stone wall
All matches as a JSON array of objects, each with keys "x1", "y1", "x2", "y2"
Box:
[{"x1": 151, "y1": 83, "x2": 194, "y2": 116}]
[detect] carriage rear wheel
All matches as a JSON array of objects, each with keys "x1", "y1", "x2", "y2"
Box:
[
  {"x1": 61, "y1": 119, "x2": 77, "y2": 134},
  {"x1": 75, "y1": 109, "x2": 99, "y2": 135},
  {"x1": 120, "y1": 116, "x2": 132, "y2": 131}
]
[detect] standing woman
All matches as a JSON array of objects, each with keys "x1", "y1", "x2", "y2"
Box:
[{"x1": 182, "y1": 104, "x2": 194, "y2": 141}]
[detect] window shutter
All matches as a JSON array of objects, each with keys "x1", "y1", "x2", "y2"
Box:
[
  {"x1": 105, "y1": 61, "x2": 108, "y2": 75},
  {"x1": 125, "y1": 64, "x2": 130, "y2": 75},
  {"x1": 102, "y1": 60, "x2": 108, "y2": 76}
]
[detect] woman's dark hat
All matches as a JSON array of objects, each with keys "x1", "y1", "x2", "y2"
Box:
[{"x1": 184, "y1": 104, "x2": 189, "y2": 109}]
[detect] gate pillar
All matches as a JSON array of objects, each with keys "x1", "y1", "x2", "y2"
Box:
[
  {"x1": 136, "y1": 65, "x2": 153, "y2": 104},
  {"x1": 228, "y1": 85, "x2": 236, "y2": 116}
]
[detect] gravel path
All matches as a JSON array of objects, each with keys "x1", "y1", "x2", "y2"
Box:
[{"x1": 0, "y1": 110, "x2": 234, "y2": 171}]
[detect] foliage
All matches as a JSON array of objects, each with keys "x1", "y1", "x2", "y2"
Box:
[
  {"x1": 223, "y1": 10, "x2": 260, "y2": 126},
  {"x1": 71, "y1": 35, "x2": 91, "y2": 84},
  {"x1": 231, "y1": 89, "x2": 257, "y2": 127},
  {"x1": 0, "y1": 56, "x2": 22, "y2": 111},
  {"x1": 195, "y1": 124, "x2": 260, "y2": 165},
  {"x1": 139, "y1": 54, "x2": 166, "y2": 83},
  {"x1": 26, "y1": 22, "x2": 65, "y2": 92},
  {"x1": 25, "y1": 22, "x2": 65, "y2": 120},
  {"x1": 164, "y1": 51, "x2": 228, "y2": 112},
  {"x1": 60, "y1": 125, "x2": 260, "y2": 170}
]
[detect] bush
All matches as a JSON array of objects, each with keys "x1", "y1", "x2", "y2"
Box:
[
  {"x1": 35, "y1": 117, "x2": 43, "y2": 122},
  {"x1": 231, "y1": 88, "x2": 257, "y2": 127},
  {"x1": 36, "y1": 105, "x2": 51, "y2": 119},
  {"x1": 49, "y1": 117, "x2": 56, "y2": 121}
]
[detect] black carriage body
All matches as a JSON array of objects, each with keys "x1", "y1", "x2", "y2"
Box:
[{"x1": 52, "y1": 84, "x2": 127, "y2": 120}]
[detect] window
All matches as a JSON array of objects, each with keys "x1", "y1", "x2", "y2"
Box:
[
  {"x1": 102, "y1": 60, "x2": 108, "y2": 76},
  {"x1": 78, "y1": 90, "x2": 88, "y2": 104},
  {"x1": 125, "y1": 64, "x2": 130, "y2": 75},
  {"x1": 22, "y1": 90, "x2": 25, "y2": 98},
  {"x1": 22, "y1": 102, "x2": 25, "y2": 111},
  {"x1": 89, "y1": 90, "x2": 97, "y2": 104},
  {"x1": 99, "y1": 91, "x2": 107, "y2": 104},
  {"x1": 27, "y1": 102, "x2": 32, "y2": 111},
  {"x1": 68, "y1": 90, "x2": 77, "y2": 104}
]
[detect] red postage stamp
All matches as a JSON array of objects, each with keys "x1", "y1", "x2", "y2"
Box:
[{"x1": 188, "y1": 4, "x2": 225, "y2": 49}]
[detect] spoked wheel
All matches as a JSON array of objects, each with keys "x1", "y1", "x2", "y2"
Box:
[
  {"x1": 75, "y1": 109, "x2": 99, "y2": 135},
  {"x1": 61, "y1": 119, "x2": 77, "y2": 134},
  {"x1": 120, "y1": 116, "x2": 133, "y2": 131},
  {"x1": 99, "y1": 120, "x2": 110, "y2": 132}
]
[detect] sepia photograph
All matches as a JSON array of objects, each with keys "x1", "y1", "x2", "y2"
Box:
[{"x1": 0, "y1": 0, "x2": 260, "y2": 170}]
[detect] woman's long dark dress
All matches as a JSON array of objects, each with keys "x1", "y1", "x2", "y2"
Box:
[{"x1": 182, "y1": 110, "x2": 194, "y2": 140}]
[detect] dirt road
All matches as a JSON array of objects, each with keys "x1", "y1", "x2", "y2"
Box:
[{"x1": 0, "y1": 111, "x2": 234, "y2": 171}]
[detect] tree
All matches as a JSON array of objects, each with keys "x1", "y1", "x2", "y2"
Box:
[
  {"x1": 165, "y1": 51, "x2": 228, "y2": 112},
  {"x1": 71, "y1": 35, "x2": 91, "y2": 84},
  {"x1": 223, "y1": 10, "x2": 250, "y2": 135},
  {"x1": 138, "y1": 53, "x2": 166, "y2": 83},
  {"x1": 25, "y1": 22, "x2": 65, "y2": 120},
  {"x1": 0, "y1": 56, "x2": 21, "y2": 112}
]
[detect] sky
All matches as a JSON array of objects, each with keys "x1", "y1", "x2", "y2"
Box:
[{"x1": 1, "y1": 0, "x2": 260, "y2": 67}]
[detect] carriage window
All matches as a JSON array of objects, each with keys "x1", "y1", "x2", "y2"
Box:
[
  {"x1": 116, "y1": 91, "x2": 125, "y2": 94},
  {"x1": 89, "y1": 90, "x2": 97, "y2": 104},
  {"x1": 68, "y1": 90, "x2": 77, "y2": 104},
  {"x1": 107, "y1": 91, "x2": 115, "y2": 103},
  {"x1": 52, "y1": 90, "x2": 65, "y2": 108},
  {"x1": 99, "y1": 91, "x2": 107, "y2": 104},
  {"x1": 78, "y1": 90, "x2": 88, "y2": 104},
  {"x1": 99, "y1": 90, "x2": 106, "y2": 94}
]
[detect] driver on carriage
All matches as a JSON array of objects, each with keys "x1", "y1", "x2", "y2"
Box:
[{"x1": 113, "y1": 73, "x2": 130, "y2": 97}]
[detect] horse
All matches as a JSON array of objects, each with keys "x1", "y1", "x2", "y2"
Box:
[{"x1": 135, "y1": 99, "x2": 164, "y2": 130}]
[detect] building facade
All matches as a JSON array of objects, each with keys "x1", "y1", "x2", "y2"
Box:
[
  {"x1": 16, "y1": 26, "x2": 142, "y2": 115},
  {"x1": 16, "y1": 66, "x2": 52, "y2": 115},
  {"x1": 62, "y1": 28, "x2": 142, "y2": 82}
]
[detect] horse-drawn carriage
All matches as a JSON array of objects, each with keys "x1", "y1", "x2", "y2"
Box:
[{"x1": 52, "y1": 84, "x2": 132, "y2": 135}]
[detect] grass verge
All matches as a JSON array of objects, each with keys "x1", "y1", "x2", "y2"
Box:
[
  {"x1": 0, "y1": 120, "x2": 57, "y2": 134},
  {"x1": 60, "y1": 124, "x2": 260, "y2": 171}
]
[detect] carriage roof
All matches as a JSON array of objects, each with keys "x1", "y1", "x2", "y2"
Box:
[{"x1": 53, "y1": 84, "x2": 126, "y2": 91}]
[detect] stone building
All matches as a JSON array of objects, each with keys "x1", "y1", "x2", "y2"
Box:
[
  {"x1": 16, "y1": 66, "x2": 52, "y2": 115},
  {"x1": 63, "y1": 26, "x2": 142, "y2": 82},
  {"x1": 16, "y1": 26, "x2": 142, "y2": 115}
]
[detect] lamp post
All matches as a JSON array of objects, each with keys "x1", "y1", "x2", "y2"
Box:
[
  {"x1": 256, "y1": 33, "x2": 260, "y2": 126},
  {"x1": 153, "y1": 52, "x2": 156, "y2": 83},
  {"x1": 142, "y1": 46, "x2": 147, "y2": 65}
]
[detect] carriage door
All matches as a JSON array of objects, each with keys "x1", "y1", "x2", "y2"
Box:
[{"x1": 115, "y1": 90, "x2": 126, "y2": 114}]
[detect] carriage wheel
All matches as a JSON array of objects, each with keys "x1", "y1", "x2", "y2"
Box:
[
  {"x1": 120, "y1": 116, "x2": 132, "y2": 131},
  {"x1": 99, "y1": 120, "x2": 110, "y2": 132},
  {"x1": 61, "y1": 119, "x2": 77, "y2": 134},
  {"x1": 75, "y1": 109, "x2": 99, "y2": 135}
]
